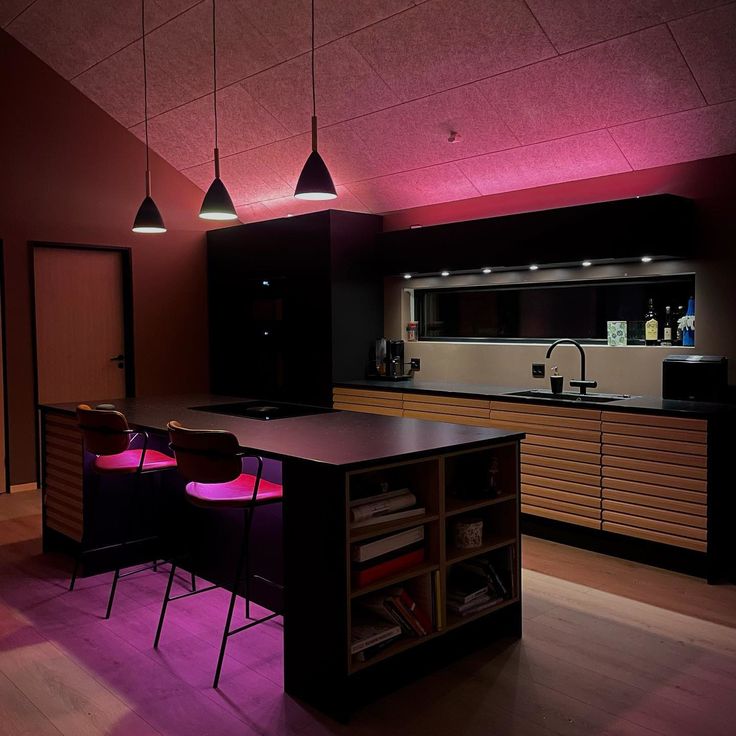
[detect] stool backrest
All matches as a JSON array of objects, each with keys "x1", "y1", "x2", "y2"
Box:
[
  {"x1": 76, "y1": 404, "x2": 131, "y2": 456},
  {"x1": 167, "y1": 421, "x2": 242, "y2": 484}
]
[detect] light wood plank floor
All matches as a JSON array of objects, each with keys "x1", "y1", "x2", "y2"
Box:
[{"x1": 1, "y1": 490, "x2": 734, "y2": 736}]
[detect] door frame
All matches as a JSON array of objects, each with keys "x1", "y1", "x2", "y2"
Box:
[
  {"x1": 0, "y1": 241, "x2": 9, "y2": 493},
  {"x1": 29, "y1": 242, "x2": 137, "y2": 402}
]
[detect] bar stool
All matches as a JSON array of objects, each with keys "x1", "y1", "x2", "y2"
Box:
[
  {"x1": 72, "y1": 404, "x2": 178, "y2": 618},
  {"x1": 154, "y1": 421, "x2": 283, "y2": 688}
]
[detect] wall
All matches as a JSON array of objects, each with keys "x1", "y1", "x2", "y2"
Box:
[
  {"x1": 0, "y1": 31, "x2": 213, "y2": 484},
  {"x1": 384, "y1": 154, "x2": 736, "y2": 395}
]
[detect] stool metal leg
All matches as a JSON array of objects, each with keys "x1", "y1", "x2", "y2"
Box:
[
  {"x1": 154, "y1": 559, "x2": 178, "y2": 648},
  {"x1": 69, "y1": 550, "x2": 82, "y2": 591},
  {"x1": 213, "y1": 510, "x2": 250, "y2": 688}
]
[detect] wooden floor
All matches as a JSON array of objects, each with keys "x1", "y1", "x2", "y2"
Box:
[{"x1": 1, "y1": 491, "x2": 735, "y2": 736}]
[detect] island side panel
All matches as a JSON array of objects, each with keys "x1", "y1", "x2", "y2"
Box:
[{"x1": 282, "y1": 459, "x2": 350, "y2": 713}]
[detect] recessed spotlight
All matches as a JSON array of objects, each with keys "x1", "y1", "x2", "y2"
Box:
[
  {"x1": 262, "y1": 280, "x2": 270, "y2": 286},
  {"x1": 582, "y1": 260, "x2": 592, "y2": 267},
  {"x1": 641, "y1": 256, "x2": 653, "y2": 263},
  {"x1": 441, "y1": 270, "x2": 450, "y2": 277},
  {"x1": 410, "y1": 224, "x2": 422, "y2": 229},
  {"x1": 529, "y1": 264, "x2": 539, "y2": 271},
  {"x1": 403, "y1": 273, "x2": 412, "y2": 280},
  {"x1": 482, "y1": 267, "x2": 492, "y2": 274}
]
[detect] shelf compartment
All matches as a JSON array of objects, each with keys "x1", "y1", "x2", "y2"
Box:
[
  {"x1": 445, "y1": 495, "x2": 515, "y2": 518},
  {"x1": 446, "y1": 535, "x2": 516, "y2": 565},
  {"x1": 445, "y1": 596, "x2": 520, "y2": 631},
  {"x1": 445, "y1": 500, "x2": 518, "y2": 565},
  {"x1": 351, "y1": 562, "x2": 439, "y2": 598},
  {"x1": 444, "y1": 442, "x2": 518, "y2": 514},
  {"x1": 350, "y1": 513, "x2": 439, "y2": 542}
]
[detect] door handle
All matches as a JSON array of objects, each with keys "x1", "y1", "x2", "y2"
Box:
[{"x1": 110, "y1": 354, "x2": 125, "y2": 368}]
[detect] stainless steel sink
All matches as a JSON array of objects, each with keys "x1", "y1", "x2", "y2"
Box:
[{"x1": 507, "y1": 389, "x2": 634, "y2": 404}]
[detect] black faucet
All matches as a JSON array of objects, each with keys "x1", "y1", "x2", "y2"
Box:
[{"x1": 545, "y1": 339, "x2": 598, "y2": 395}]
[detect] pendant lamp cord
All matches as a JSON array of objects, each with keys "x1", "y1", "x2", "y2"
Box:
[
  {"x1": 311, "y1": 0, "x2": 316, "y2": 118},
  {"x1": 141, "y1": 0, "x2": 150, "y2": 194},
  {"x1": 212, "y1": 0, "x2": 218, "y2": 153}
]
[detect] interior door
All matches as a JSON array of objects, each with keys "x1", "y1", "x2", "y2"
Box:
[{"x1": 33, "y1": 246, "x2": 128, "y2": 404}]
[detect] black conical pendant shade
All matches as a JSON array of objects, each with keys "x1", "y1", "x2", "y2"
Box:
[
  {"x1": 132, "y1": 194, "x2": 166, "y2": 233},
  {"x1": 295, "y1": 149, "x2": 337, "y2": 200},
  {"x1": 199, "y1": 176, "x2": 238, "y2": 220}
]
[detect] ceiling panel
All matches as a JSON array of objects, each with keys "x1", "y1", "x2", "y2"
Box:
[
  {"x1": 526, "y1": 0, "x2": 724, "y2": 53},
  {"x1": 457, "y1": 130, "x2": 631, "y2": 196},
  {"x1": 349, "y1": 0, "x2": 555, "y2": 100},
  {"x1": 243, "y1": 37, "x2": 399, "y2": 134},
  {"x1": 71, "y1": 40, "x2": 144, "y2": 128},
  {"x1": 478, "y1": 26, "x2": 705, "y2": 145},
  {"x1": 670, "y1": 4, "x2": 736, "y2": 104},
  {"x1": 183, "y1": 146, "x2": 291, "y2": 204},
  {"x1": 3, "y1": 0, "x2": 199, "y2": 78},
  {"x1": 347, "y1": 163, "x2": 479, "y2": 212},
  {"x1": 258, "y1": 124, "x2": 388, "y2": 187},
  {"x1": 0, "y1": 0, "x2": 37, "y2": 28},
  {"x1": 130, "y1": 83, "x2": 289, "y2": 169},
  {"x1": 610, "y1": 100, "x2": 736, "y2": 168},
  {"x1": 347, "y1": 84, "x2": 520, "y2": 175}
]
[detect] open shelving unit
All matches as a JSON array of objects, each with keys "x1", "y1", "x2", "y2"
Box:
[{"x1": 345, "y1": 441, "x2": 521, "y2": 673}]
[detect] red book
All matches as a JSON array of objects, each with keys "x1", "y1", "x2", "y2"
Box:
[
  {"x1": 397, "y1": 588, "x2": 433, "y2": 635},
  {"x1": 354, "y1": 548, "x2": 425, "y2": 588}
]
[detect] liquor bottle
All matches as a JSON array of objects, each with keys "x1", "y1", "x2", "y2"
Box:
[
  {"x1": 644, "y1": 298, "x2": 658, "y2": 345},
  {"x1": 662, "y1": 306, "x2": 673, "y2": 346}
]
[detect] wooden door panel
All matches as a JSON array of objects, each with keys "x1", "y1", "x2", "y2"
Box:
[{"x1": 34, "y1": 247, "x2": 126, "y2": 404}]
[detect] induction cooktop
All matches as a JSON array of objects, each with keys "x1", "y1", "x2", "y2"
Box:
[{"x1": 189, "y1": 400, "x2": 336, "y2": 421}]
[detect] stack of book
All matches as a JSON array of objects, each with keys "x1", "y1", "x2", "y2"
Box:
[
  {"x1": 352, "y1": 526, "x2": 425, "y2": 587},
  {"x1": 350, "y1": 488, "x2": 425, "y2": 529},
  {"x1": 350, "y1": 615, "x2": 402, "y2": 661},
  {"x1": 447, "y1": 554, "x2": 511, "y2": 617}
]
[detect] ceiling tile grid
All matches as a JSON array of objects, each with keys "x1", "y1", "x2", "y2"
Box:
[
  {"x1": 455, "y1": 130, "x2": 632, "y2": 195},
  {"x1": 524, "y1": 0, "x2": 726, "y2": 53},
  {"x1": 4, "y1": 0, "x2": 736, "y2": 215},
  {"x1": 669, "y1": 3, "x2": 736, "y2": 104},
  {"x1": 609, "y1": 99, "x2": 736, "y2": 168}
]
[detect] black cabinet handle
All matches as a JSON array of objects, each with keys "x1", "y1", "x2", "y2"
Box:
[{"x1": 110, "y1": 354, "x2": 125, "y2": 362}]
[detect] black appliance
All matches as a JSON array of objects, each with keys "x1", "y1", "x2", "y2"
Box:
[
  {"x1": 190, "y1": 401, "x2": 336, "y2": 421},
  {"x1": 367, "y1": 338, "x2": 412, "y2": 380},
  {"x1": 662, "y1": 355, "x2": 728, "y2": 402}
]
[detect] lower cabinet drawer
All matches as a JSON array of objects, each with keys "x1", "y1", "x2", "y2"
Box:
[
  {"x1": 522, "y1": 503, "x2": 601, "y2": 530},
  {"x1": 602, "y1": 521, "x2": 707, "y2": 552}
]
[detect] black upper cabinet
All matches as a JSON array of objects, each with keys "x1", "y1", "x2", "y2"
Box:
[
  {"x1": 207, "y1": 210, "x2": 383, "y2": 405},
  {"x1": 379, "y1": 195, "x2": 696, "y2": 274}
]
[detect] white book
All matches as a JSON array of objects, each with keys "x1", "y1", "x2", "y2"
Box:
[
  {"x1": 351, "y1": 526, "x2": 424, "y2": 563},
  {"x1": 351, "y1": 491, "x2": 416, "y2": 522},
  {"x1": 350, "y1": 507, "x2": 426, "y2": 529},
  {"x1": 350, "y1": 620, "x2": 402, "y2": 654},
  {"x1": 350, "y1": 488, "x2": 411, "y2": 508}
]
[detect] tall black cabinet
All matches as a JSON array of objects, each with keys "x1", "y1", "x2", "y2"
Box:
[{"x1": 207, "y1": 210, "x2": 383, "y2": 405}]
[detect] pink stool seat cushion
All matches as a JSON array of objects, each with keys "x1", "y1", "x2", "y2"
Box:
[
  {"x1": 93, "y1": 449, "x2": 177, "y2": 474},
  {"x1": 185, "y1": 474, "x2": 283, "y2": 508}
]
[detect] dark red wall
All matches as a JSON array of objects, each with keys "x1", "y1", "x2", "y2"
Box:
[{"x1": 1, "y1": 31, "x2": 212, "y2": 484}]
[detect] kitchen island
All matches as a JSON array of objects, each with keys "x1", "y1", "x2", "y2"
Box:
[{"x1": 39, "y1": 395, "x2": 524, "y2": 716}]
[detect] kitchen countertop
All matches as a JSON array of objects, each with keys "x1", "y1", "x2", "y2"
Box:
[
  {"x1": 40, "y1": 394, "x2": 524, "y2": 468},
  {"x1": 335, "y1": 379, "x2": 734, "y2": 418}
]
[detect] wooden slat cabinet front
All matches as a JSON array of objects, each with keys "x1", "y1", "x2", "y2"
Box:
[
  {"x1": 601, "y1": 411, "x2": 708, "y2": 552},
  {"x1": 490, "y1": 401, "x2": 602, "y2": 530},
  {"x1": 43, "y1": 411, "x2": 84, "y2": 541},
  {"x1": 332, "y1": 387, "x2": 403, "y2": 417}
]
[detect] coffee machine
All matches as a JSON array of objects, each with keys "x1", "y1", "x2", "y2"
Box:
[{"x1": 368, "y1": 338, "x2": 411, "y2": 380}]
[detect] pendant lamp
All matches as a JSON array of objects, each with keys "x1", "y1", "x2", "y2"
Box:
[
  {"x1": 132, "y1": 0, "x2": 166, "y2": 233},
  {"x1": 199, "y1": 0, "x2": 237, "y2": 220},
  {"x1": 294, "y1": 0, "x2": 336, "y2": 200}
]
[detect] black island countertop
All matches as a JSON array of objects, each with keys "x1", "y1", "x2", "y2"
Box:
[
  {"x1": 335, "y1": 379, "x2": 735, "y2": 418},
  {"x1": 41, "y1": 394, "x2": 524, "y2": 468}
]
